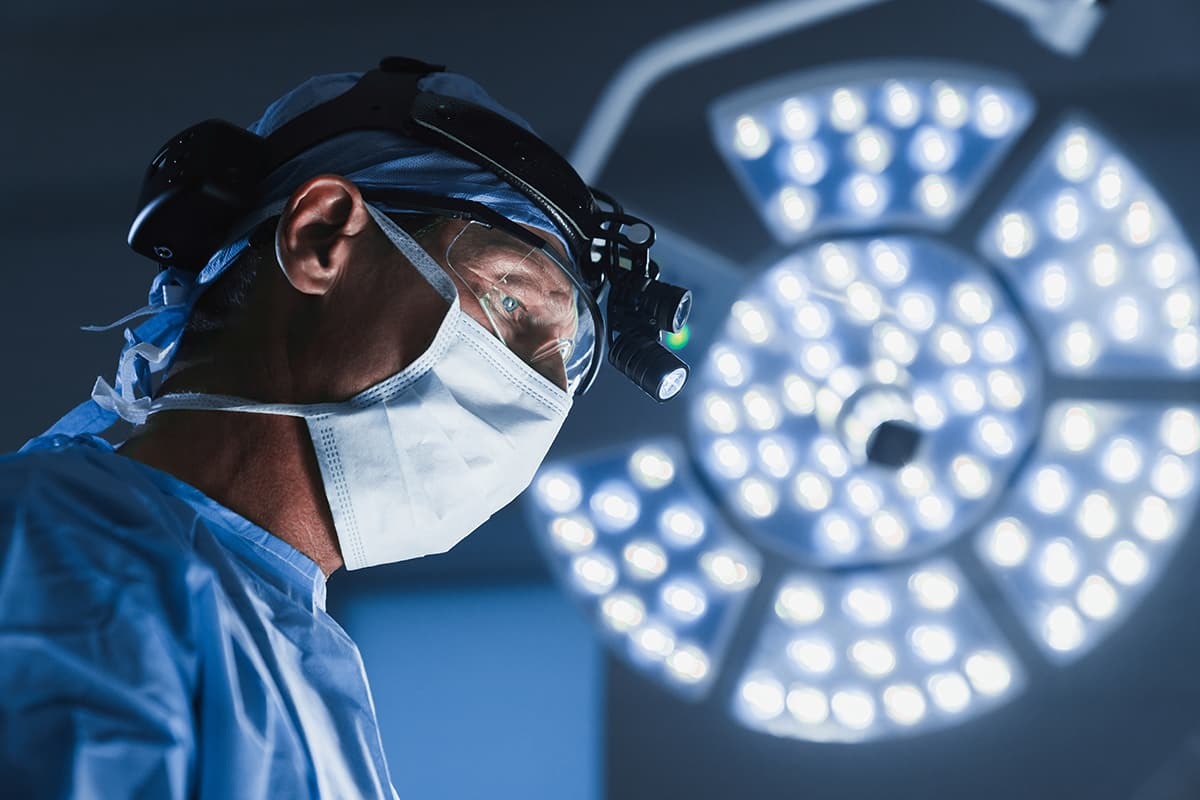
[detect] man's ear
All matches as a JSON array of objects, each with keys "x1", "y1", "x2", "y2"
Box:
[{"x1": 275, "y1": 174, "x2": 373, "y2": 295}]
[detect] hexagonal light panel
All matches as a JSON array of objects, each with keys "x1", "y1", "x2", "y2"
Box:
[{"x1": 524, "y1": 60, "x2": 1200, "y2": 743}]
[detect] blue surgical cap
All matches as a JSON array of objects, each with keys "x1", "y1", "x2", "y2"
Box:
[{"x1": 30, "y1": 70, "x2": 564, "y2": 447}]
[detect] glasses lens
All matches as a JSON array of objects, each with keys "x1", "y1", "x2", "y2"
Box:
[{"x1": 445, "y1": 220, "x2": 595, "y2": 393}]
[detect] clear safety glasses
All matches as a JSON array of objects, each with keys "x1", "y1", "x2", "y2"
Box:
[{"x1": 444, "y1": 220, "x2": 596, "y2": 394}]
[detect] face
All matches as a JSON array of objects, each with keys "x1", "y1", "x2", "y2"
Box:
[{"x1": 397, "y1": 215, "x2": 579, "y2": 392}]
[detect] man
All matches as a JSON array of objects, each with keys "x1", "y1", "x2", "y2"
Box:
[{"x1": 0, "y1": 60, "x2": 686, "y2": 798}]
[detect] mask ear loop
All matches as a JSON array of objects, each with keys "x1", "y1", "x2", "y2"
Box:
[{"x1": 91, "y1": 340, "x2": 178, "y2": 425}]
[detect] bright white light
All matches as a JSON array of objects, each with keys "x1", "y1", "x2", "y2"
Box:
[
  {"x1": 1056, "y1": 129, "x2": 1095, "y2": 181},
  {"x1": 776, "y1": 581, "x2": 825, "y2": 624},
  {"x1": 1030, "y1": 466, "x2": 1072, "y2": 514},
  {"x1": 1037, "y1": 261, "x2": 1071, "y2": 309},
  {"x1": 911, "y1": 126, "x2": 956, "y2": 172},
  {"x1": 872, "y1": 359, "x2": 901, "y2": 385},
  {"x1": 702, "y1": 393, "x2": 739, "y2": 435},
  {"x1": 846, "y1": 479, "x2": 882, "y2": 516},
  {"x1": 712, "y1": 347, "x2": 748, "y2": 388},
  {"x1": 868, "y1": 241, "x2": 910, "y2": 285},
  {"x1": 630, "y1": 446, "x2": 676, "y2": 490},
  {"x1": 662, "y1": 503, "x2": 705, "y2": 546},
  {"x1": 1077, "y1": 575, "x2": 1118, "y2": 620},
  {"x1": 1151, "y1": 454, "x2": 1191, "y2": 498},
  {"x1": 917, "y1": 496, "x2": 964, "y2": 541},
  {"x1": 829, "y1": 88, "x2": 867, "y2": 132},
  {"x1": 927, "y1": 672, "x2": 971, "y2": 713},
  {"x1": 789, "y1": 142, "x2": 828, "y2": 185},
  {"x1": 1076, "y1": 491, "x2": 1117, "y2": 540},
  {"x1": 987, "y1": 369, "x2": 1027, "y2": 409},
  {"x1": 787, "y1": 686, "x2": 830, "y2": 725},
  {"x1": 1101, "y1": 437, "x2": 1143, "y2": 483},
  {"x1": 709, "y1": 438, "x2": 749, "y2": 480},
  {"x1": 623, "y1": 540, "x2": 668, "y2": 580},
  {"x1": 743, "y1": 387, "x2": 782, "y2": 431},
  {"x1": 843, "y1": 585, "x2": 893, "y2": 625},
  {"x1": 883, "y1": 684, "x2": 927, "y2": 726},
  {"x1": 819, "y1": 243, "x2": 857, "y2": 287},
  {"x1": 1089, "y1": 244, "x2": 1122, "y2": 287},
  {"x1": 1060, "y1": 406, "x2": 1097, "y2": 452},
  {"x1": 1043, "y1": 605, "x2": 1084, "y2": 652},
  {"x1": 877, "y1": 324, "x2": 919, "y2": 365},
  {"x1": 1149, "y1": 244, "x2": 1183, "y2": 289},
  {"x1": 950, "y1": 282, "x2": 994, "y2": 326},
  {"x1": 1093, "y1": 160, "x2": 1124, "y2": 209},
  {"x1": 846, "y1": 174, "x2": 888, "y2": 217},
  {"x1": 897, "y1": 463, "x2": 934, "y2": 497},
  {"x1": 778, "y1": 186, "x2": 817, "y2": 232},
  {"x1": 633, "y1": 623, "x2": 675, "y2": 660},
  {"x1": 1164, "y1": 289, "x2": 1196, "y2": 329},
  {"x1": 910, "y1": 569, "x2": 959, "y2": 610},
  {"x1": 947, "y1": 373, "x2": 985, "y2": 414},
  {"x1": 757, "y1": 438, "x2": 794, "y2": 480},
  {"x1": 845, "y1": 281, "x2": 883, "y2": 322},
  {"x1": 910, "y1": 624, "x2": 957, "y2": 664},
  {"x1": 741, "y1": 675, "x2": 786, "y2": 720},
  {"x1": 915, "y1": 174, "x2": 957, "y2": 219},
  {"x1": 1038, "y1": 538, "x2": 1080, "y2": 587},
  {"x1": 537, "y1": 471, "x2": 582, "y2": 513},
  {"x1": 817, "y1": 513, "x2": 861, "y2": 555},
  {"x1": 934, "y1": 324, "x2": 973, "y2": 365},
  {"x1": 912, "y1": 389, "x2": 947, "y2": 429},
  {"x1": 1108, "y1": 540, "x2": 1149, "y2": 585},
  {"x1": 1123, "y1": 200, "x2": 1157, "y2": 246},
  {"x1": 1171, "y1": 329, "x2": 1200, "y2": 369},
  {"x1": 780, "y1": 98, "x2": 819, "y2": 139},
  {"x1": 977, "y1": 416, "x2": 1015, "y2": 456},
  {"x1": 883, "y1": 81, "x2": 920, "y2": 127},
  {"x1": 732, "y1": 300, "x2": 774, "y2": 345},
  {"x1": 792, "y1": 302, "x2": 832, "y2": 338},
  {"x1": 600, "y1": 592, "x2": 645, "y2": 633},
  {"x1": 984, "y1": 518, "x2": 1031, "y2": 567},
  {"x1": 1051, "y1": 192, "x2": 1083, "y2": 241},
  {"x1": 1062, "y1": 322, "x2": 1100, "y2": 369},
  {"x1": 737, "y1": 477, "x2": 779, "y2": 519},
  {"x1": 850, "y1": 126, "x2": 893, "y2": 173},
  {"x1": 979, "y1": 324, "x2": 1018, "y2": 363},
  {"x1": 932, "y1": 82, "x2": 968, "y2": 127},
  {"x1": 701, "y1": 549, "x2": 757, "y2": 591},
  {"x1": 870, "y1": 511, "x2": 909, "y2": 551},
  {"x1": 793, "y1": 471, "x2": 832, "y2": 512},
  {"x1": 591, "y1": 482, "x2": 641, "y2": 530},
  {"x1": 550, "y1": 515, "x2": 595, "y2": 553},
  {"x1": 1161, "y1": 409, "x2": 1200, "y2": 455},
  {"x1": 831, "y1": 689, "x2": 876, "y2": 730},
  {"x1": 788, "y1": 638, "x2": 836, "y2": 674},
  {"x1": 666, "y1": 645, "x2": 710, "y2": 684},
  {"x1": 733, "y1": 114, "x2": 770, "y2": 159},
  {"x1": 997, "y1": 212, "x2": 1034, "y2": 259},
  {"x1": 814, "y1": 438, "x2": 850, "y2": 478},
  {"x1": 964, "y1": 651, "x2": 1013, "y2": 696},
  {"x1": 1110, "y1": 296, "x2": 1142, "y2": 342},
  {"x1": 572, "y1": 553, "x2": 617, "y2": 595},
  {"x1": 782, "y1": 374, "x2": 817, "y2": 415},
  {"x1": 850, "y1": 639, "x2": 897, "y2": 677},
  {"x1": 661, "y1": 580, "x2": 708, "y2": 622},
  {"x1": 897, "y1": 291, "x2": 936, "y2": 331},
  {"x1": 974, "y1": 88, "x2": 1013, "y2": 137},
  {"x1": 802, "y1": 342, "x2": 838, "y2": 377},
  {"x1": 951, "y1": 454, "x2": 992, "y2": 499},
  {"x1": 1135, "y1": 494, "x2": 1176, "y2": 541}
]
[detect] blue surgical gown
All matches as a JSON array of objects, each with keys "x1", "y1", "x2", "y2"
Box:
[{"x1": 0, "y1": 433, "x2": 400, "y2": 799}]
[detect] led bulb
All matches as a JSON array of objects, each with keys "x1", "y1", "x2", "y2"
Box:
[
  {"x1": 776, "y1": 581, "x2": 825, "y2": 624},
  {"x1": 829, "y1": 88, "x2": 867, "y2": 132},
  {"x1": 601, "y1": 593, "x2": 645, "y2": 632},
  {"x1": 849, "y1": 126, "x2": 893, "y2": 173},
  {"x1": 789, "y1": 142, "x2": 828, "y2": 185},
  {"x1": 984, "y1": 517, "x2": 1030, "y2": 567},
  {"x1": 883, "y1": 81, "x2": 921, "y2": 127},
  {"x1": 733, "y1": 114, "x2": 771, "y2": 159}
]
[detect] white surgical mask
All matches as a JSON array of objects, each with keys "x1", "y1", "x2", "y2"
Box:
[{"x1": 94, "y1": 205, "x2": 572, "y2": 569}]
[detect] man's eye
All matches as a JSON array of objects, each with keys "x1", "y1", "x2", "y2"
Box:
[{"x1": 499, "y1": 294, "x2": 521, "y2": 314}]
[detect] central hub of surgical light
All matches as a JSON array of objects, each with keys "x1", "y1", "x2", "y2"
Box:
[{"x1": 688, "y1": 236, "x2": 1042, "y2": 566}]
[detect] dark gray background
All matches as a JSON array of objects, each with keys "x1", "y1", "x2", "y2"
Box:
[{"x1": 4, "y1": 1, "x2": 1200, "y2": 797}]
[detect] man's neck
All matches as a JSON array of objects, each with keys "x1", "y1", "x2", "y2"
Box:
[{"x1": 117, "y1": 409, "x2": 344, "y2": 576}]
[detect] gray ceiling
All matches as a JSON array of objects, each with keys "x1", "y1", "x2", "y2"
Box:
[{"x1": 5, "y1": 1, "x2": 1200, "y2": 797}]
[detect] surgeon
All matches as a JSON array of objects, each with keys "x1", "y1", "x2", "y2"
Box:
[{"x1": 0, "y1": 58, "x2": 689, "y2": 798}]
